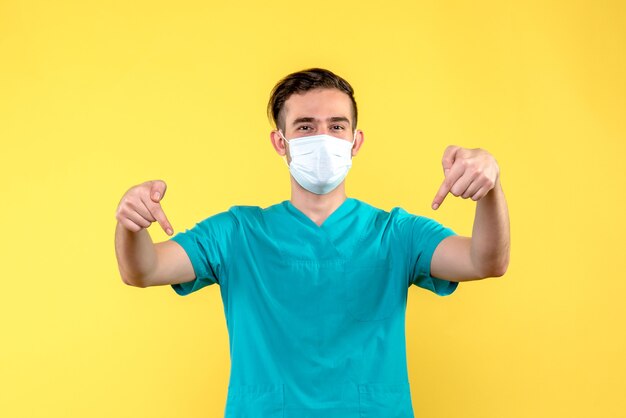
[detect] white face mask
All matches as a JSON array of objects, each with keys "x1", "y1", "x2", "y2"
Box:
[{"x1": 279, "y1": 131, "x2": 356, "y2": 195}]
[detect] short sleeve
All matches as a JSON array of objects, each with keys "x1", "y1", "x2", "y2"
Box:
[
  {"x1": 169, "y1": 210, "x2": 238, "y2": 296},
  {"x1": 392, "y1": 208, "x2": 458, "y2": 296}
]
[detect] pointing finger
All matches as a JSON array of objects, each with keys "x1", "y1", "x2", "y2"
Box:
[
  {"x1": 432, "y1": 163, "x2": 464, "y2": 210},
  {"x1": 151, "y1": 204, "x2": 174, "y2": 236},
  {"x1": 432, "y1": 178, "x2": 451, "y2": 210},
  {"x1": 144, "y1": 198, "x2": 174, "y2": 236}
]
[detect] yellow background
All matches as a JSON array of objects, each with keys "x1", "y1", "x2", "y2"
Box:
[{"x1": 1, "y1": 0, "x2": 625, "y2": 417}]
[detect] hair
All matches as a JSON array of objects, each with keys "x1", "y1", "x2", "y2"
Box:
[{"x1": 267, "y1": 68, "x2": 358, "y2": 132}]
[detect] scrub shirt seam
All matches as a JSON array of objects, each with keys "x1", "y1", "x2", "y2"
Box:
[
  {"x1": 350, "y1": 201, "x2": 376, "y2": 261},
  {"x1": 221, "y1": 208, "x2": 242, "y2": 285},
  {"x1": 170, "y1": 233, "x2": 211, "y2": 285}
]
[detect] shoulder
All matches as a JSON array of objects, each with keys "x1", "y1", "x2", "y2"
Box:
[
  {"x1": 352, "y1": 199, "x2": 430, "y2": 227},
  {"x1": 348, "y1": 200, "x2": 428, "y2": 238},
  {"x1": 190, "y1": 201, "x2": 286, "y2": 228},
  {"x1": 228, "y1": 202, "x2": 286, "y2": 220},
  {"x1": 387, "y1": 206, "x2": 438, "y2": 228},
  {"x1": 350, "y1": 198, "x2": 389, "y2": 219},
  {"x1": 220, "y1": 202, "x2": 290, "y2": 228},
  {"x1": 227, "y1": 204, "x2": 261, "y2": 219},
  {"x1": 358, "y1": 200, "x2": 450, "y2": 241}
]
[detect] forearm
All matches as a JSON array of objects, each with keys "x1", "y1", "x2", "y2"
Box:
[
  {"x1": 470, "y1": 179, "x2": 510, "y2": 277},
  {"x1": 114, "y1": 222, "x2": 158, "y2": 287}
]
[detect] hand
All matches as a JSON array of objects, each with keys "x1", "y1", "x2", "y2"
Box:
[
  {"x1": 115, "y1": 180, "x2": 174, "y2": 235},
  {"x1": 432, "y1": 146, "x2": 499, "y2": 210}
]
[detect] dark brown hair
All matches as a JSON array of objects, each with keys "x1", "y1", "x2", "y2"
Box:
[{"x1": 267, "y1": 68, "x2": 358, "y2": 131}]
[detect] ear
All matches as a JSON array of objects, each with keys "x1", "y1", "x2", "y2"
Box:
[
  {"x1": 351, "y1": 130, "x2": 365, "y2": 157},
  {"x1": 270, "y1": 130, "x2": 287, "y2": 156}
]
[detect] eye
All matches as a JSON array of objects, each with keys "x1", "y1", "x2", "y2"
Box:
[
  {"x1": 297, "y1": 125, "x2": 313, "y2": 131},
  {"x1": 332, "y1": 125, "x2": 345, "y2": 131}
]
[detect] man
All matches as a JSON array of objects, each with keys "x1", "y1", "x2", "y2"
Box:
[{"x1": 115, "y1": 68, "x2": 510, "y2": 418}]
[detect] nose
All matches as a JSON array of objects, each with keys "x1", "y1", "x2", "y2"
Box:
[{"x1": 317, "y1": 126, "x2": 331, "y2": 135}]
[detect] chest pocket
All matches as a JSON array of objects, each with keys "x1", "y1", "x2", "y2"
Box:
[{"x1": 342, "y1": 262, "x2": 404, "y2": 322}]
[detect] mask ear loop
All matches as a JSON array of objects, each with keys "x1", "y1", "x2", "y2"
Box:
[
  {"x1": 349, "y1": 129, "x2": 357, "y2": 155},
  {"x1": 278, "y1": 130, "x2": 291, "y2": 168}
]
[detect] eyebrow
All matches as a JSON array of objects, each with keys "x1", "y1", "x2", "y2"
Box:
[{"x1": 292, "y1": 116, "x2": 351, "y2": 126}]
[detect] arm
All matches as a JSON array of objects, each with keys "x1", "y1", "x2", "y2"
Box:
[
  {"x1": 114, "y1": 180, "x2": 195, "y2": 287},
  {"x1": 429, "y1": 146, "x2": 511, "y2": 281}
]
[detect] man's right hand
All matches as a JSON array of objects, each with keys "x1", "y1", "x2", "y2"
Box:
[{"x1": 115, "y1": 180, "x2": 174, "y2": 236}]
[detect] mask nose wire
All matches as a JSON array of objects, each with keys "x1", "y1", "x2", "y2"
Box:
[
  {"x1": 280, "y1": 130, "x2": 355, "y2": 141},
  {"x1": 278, "y1": 129, "x2": 357, "y2": 163}
]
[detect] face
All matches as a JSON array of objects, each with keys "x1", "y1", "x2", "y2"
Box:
[{"x1": 270, "y1": 88, "x2": 364, "y2": 162}]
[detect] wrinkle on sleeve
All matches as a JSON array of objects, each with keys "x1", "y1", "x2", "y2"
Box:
[
  {"x1": 169, "y1": 210, "x2": 238, "y2": 296},
  {"x1": 392, "y1": 208, "x2": 458, "y2": 296}
]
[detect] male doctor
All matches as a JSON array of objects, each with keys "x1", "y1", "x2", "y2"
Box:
[{"x1": 115, "y1": 68, "x2": 510, "y2": 418}]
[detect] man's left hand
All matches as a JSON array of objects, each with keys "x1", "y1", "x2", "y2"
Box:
[{"x1": 432, "y1": 146, "x2": 499, "y2": 210}]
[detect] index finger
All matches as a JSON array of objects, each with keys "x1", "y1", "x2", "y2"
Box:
[
  {"x1": 144, "y1": 198, "x2": 174, "y2": 236},
  {"x1": 432, "y1": 177, "x2": 451, "y2": 210},
  {"x1": 432, "y1": 165, "x2": 464, "y2": 210}
]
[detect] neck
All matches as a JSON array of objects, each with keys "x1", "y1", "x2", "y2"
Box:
[{"x1": 290, "y1": 177, "x2": 347, "y2": 226}]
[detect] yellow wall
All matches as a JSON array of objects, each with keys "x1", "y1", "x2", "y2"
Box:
[{"x1": 1, "y1": 0, "x2": 624, "y2": 417}]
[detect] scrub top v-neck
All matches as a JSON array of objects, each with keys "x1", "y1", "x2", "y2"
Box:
[{"x1": 170, "y1": 198, "x2": 458, "y2": 418}]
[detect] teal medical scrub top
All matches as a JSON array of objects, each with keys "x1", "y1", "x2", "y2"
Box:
[{"x1": 170, "y1": 198, "x2": 458, "y2": 418}]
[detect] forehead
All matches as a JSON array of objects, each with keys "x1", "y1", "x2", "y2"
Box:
[{"x1": 283, "y1": 88, "x2": 352, "y2": 122}]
